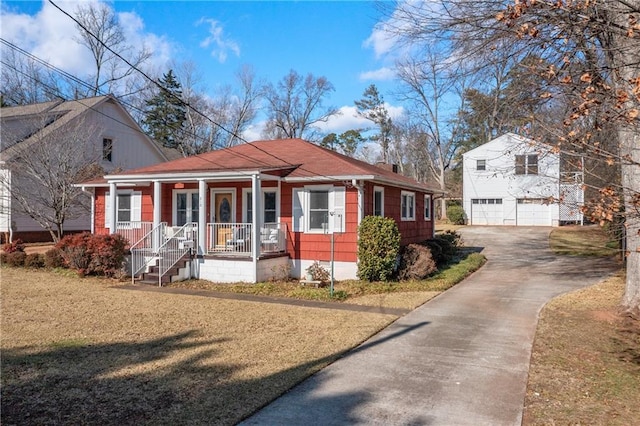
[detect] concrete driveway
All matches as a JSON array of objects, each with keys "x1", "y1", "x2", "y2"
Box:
[{"x1": 240, "y1": 227, "x2": 618, "y2": 426}]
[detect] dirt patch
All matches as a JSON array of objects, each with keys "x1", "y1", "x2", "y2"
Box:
[{"x1": 523, "y1": 273, "x2": 640, "y2": 426}]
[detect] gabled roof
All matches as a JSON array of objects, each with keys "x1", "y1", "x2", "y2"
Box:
[
  {"x1": 462, "y1": 133, "x2": 544, "y2": 157},
  {"x1": 0, "y1": 95, "x2": 169, "y2": 162},
  {"x1": 103, "y1": 138, "x2": 441, "y2": 193}
]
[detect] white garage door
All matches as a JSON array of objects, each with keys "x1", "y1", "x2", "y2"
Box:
[
  {"x1": 471, "y1": 198, "x2": 503, "y2": 225},
  {"x1": 516, "y1": 198, "x2": 551, "y2": 226}
]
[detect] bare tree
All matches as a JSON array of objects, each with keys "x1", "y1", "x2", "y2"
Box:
[
  {"x1": 262, "y1": 70, "x2": 339, "y2": 141},
  {"x1": 74, "y1": 2, "x2": 151, "y2": 97},
  {"x1": 382, "y1": 0, "x2": 640, "y2": 314},
  {"x1": 395, "y1": 49, "x2": 468, "y2": 219},
  {"x1": 1, "y1": 116, "x2": 103, "y2": 242}
]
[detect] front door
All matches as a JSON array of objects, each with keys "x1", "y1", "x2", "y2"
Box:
[{"x1": 213, "y1": 192, "x2": 233, "y2": 246}]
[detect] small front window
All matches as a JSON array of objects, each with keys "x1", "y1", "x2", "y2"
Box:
[
  {"x1": 424, "y1": 194, "x2": 432, "y2": 221},
  {"x1": 401, "y1": 191, "x2": 415, "y2": 221},
  {"x1": 117, "y1": 193, "x2": 131, "y2": 222},
  {"x1": 175, "y1": 191, "x2": 199, "y2": 226},
  {"x1": 309, "y1": 190, "x2": 329, "y2": 231},
  {"x1": 374, "y1": 187, "x2": 384, "y2": 216}
]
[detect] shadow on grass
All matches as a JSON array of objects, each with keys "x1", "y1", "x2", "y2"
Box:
[{"x1": 2, "y1": 323, "x2": 430, "y2": 425}]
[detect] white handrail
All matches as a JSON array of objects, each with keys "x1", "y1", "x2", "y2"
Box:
[
  {"x1": 130, "y1": 222, "x2": 166, "y2": 285},
  {"x1": 157, "y1": 222, "x2": 197, "y2": 286}
]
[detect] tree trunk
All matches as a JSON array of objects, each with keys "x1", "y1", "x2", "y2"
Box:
[{"x1": 620, "y1": 129, "x2": 640, "y2": 316}]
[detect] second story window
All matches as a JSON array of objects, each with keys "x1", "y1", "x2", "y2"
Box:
[
  {"x1": 103, "y1": 138, "x2": 113, "y2": 162},
  {"x1": 515, "y1": 154, "x2": 538, "y2": 175},
  {"x1": 476, "y1": 159, "x2": 486, "y2": 171}
]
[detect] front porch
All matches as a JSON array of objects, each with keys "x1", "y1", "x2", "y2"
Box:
[{"x1": 117, "y1": 221, "x2": 288, "y2": 285}]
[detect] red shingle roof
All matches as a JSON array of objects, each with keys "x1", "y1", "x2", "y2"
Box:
[{"x1": 106, "y1": 139, "x2": 440, "y2": 192}]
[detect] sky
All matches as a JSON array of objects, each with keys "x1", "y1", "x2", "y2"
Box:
[{"x1": 0, "y1": 0, "x2": 406, "y2": 140}]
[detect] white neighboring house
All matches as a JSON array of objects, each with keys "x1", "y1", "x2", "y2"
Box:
[
  {"x1": 0, "y1": 95, "x2": 175, "y2": 242},
  {"x1": 462, "y1": 133, "x2": 584, "y2": 226}
]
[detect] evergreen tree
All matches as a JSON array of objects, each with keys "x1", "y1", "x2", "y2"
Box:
[{"x1": 143, "y1": 70, "x2": 186, "y2": 149}]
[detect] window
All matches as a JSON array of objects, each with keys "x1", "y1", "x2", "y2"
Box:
[
  {"x1": 424, "y1": 194, "x2": 432, "y2": 221},
  {"x1": 309, "y1": 190, "x2": 329, "y2": 231},
  {"x1": 292, "y1": 186, "x2": 345, "y2": 233},
  {"x1": 401, "y1": 191, "x2": 415, "y2": 221},
  {"x1": 476, "y1": 159, "x2": 486, "y2": 171},
  {"x1": 373, "y1": 186, "x2": 384, "y2": 216},
  {"x1": 515, "y1": 154, "x2": 538, "y2": 175},
  {"x1": 245, "y1": 189, "x2": 278, "y2": 223},
  {"x1": 102, "y1": 138, "x2": 113, "y2": 162},
  {"x1": 174, "y1": 190, "x2": 199, "y2": 226},
  {"x1": 105, "y1": 190, "x2": 141, "y2": 227},
  {"x1": 472, "y1": 198, "x2": 502, "y2": 204}
]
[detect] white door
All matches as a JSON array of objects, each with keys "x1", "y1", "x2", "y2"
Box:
[
  {"x1": 471, "y1": 198, "x2": 503, "y2": 225},
  {"x1": 516, "y1": 198, "x2": 550, "y2": 226}
]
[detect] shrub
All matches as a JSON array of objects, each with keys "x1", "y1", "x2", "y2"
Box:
[
  {"x1": 24, "y1": 253, "x2": 45, "y2": 268},
  {"x1": 423, "y1": 239, "x2": 445, "y2": 264},
  {"x1": 305, "y1": 261, "x2": 330, "y2": 282},
  {"x1": 357, "y1": 216, "x2": 401, "y2": 281},
  {"x1": 447, "y1": 205, "x2": 466, "y2": 225},
  {"x1": 3, "y1": 239, "x2": 25, "y2": 254},
  {"x1": 44, "y1": 248, "x2": 65, "y2": 269},
  {"x1": 5, "y1": 251, "x2": 26, "y2": 267},
  {"x1": 56, "y1": 233, "x2": 127, "y2": 277},
  {"x1": 398, "y1": 243, "x2": 437, "y2": 280}
]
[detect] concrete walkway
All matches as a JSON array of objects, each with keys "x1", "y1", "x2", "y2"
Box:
[{"x1": 240, "y1": 227, "x2": 618, "y2": 426}]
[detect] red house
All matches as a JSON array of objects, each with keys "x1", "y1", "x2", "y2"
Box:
[{"x1": 81, "y1": 139, "x2": 440, "y2": 284}]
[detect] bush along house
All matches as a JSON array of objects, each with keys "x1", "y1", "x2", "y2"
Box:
[{"x1": 79, "y1": 138, "x2": 441, "y2": 285}]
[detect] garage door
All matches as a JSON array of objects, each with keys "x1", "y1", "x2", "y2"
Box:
[
  {"x1": 516, "y1": 198, "x2": 551, "y2": 226},
  {"x1": 471, "y1": 198, "x2": 503, "y2": 225}
]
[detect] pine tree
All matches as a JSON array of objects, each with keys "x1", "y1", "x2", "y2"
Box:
[{"x1": 143, "y1": 70, "x2": 186, "y2": 149}]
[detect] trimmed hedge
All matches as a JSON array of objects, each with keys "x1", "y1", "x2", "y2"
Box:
[
  {"x1": 447, "y1": 205, "x2": 466, "y2": 225},
  {"x1": 357, "y1": 216, "x2": 400, "y2": 282}
]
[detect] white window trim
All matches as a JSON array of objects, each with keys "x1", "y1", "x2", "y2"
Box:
[
  {"x1": 172, "y1": 189, "x2": 199, "y2": 226},
  {"x1": 424, "y1": 194, "x2": 432, "y2": 221},
  {"x1": 105, "y1": 189, "x2": 141, "y2": 227},
  {"x1": 292, "y1": 185, "x2": 346, "y2": 234},
  {"x1": 373, "y1": 186, "x2": 384, "y2": 217},
  {"x1": 242, "y1": 187, "x2": 279, "y2": 224},
  {"x1": 401, "y1": 190, "x2": 416, "y2": 221}
]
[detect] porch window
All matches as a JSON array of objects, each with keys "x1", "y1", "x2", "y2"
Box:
[
  {"x1": 401, "y1": 191, "x2": 415, "y2": 221},
  {"x1": 424, "y1": 194, "x2": 432, "y2": 221},
  {"x1": 174, "y1": 190, "x2": 199, "y2": 226},
  {"x1": 374, "y1": 186, "x2": 384, "y2": 216},
  {"x1": 245, "y1": 189, "x2": 277, "y2": 223},
  {"x1": 105, "y1": 190, "x2": 141, "y2": 227}
]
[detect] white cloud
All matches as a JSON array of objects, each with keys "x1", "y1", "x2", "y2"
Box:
[
  {"x1": 363, "y1": 22, "x2": 397, "y2": 59},
  {"x1": 359, "y1": 67, "x2": 395, "y2": 82},
  {"x1": 197, "y1": 18, "x2": 240, "y2": 63},
  {"x1": 315, "y1": 104, "x2": 405, "y2": 135}
]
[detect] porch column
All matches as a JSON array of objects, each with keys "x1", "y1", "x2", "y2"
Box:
[
  {"x1": 251, "y1": 174, "x2": 262, "y2": 281},
  {"x1": 153, "y1": 180, "x2": 162, "y2": 227},
  {"x1": 109, "y1": 182, "x2": 117, "y2": 234},
  {"x1": 198, "y1": 179, "x2": 207, "y2": 256}
]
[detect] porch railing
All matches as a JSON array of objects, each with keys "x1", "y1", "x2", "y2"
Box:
[
  {"x1": 206, "y1": 222, "x2": 287, "y2": 256},
  {"x1": 207, "y1": 223, "x2": 252, "y2": 255},
  {"x1": 260, "y1": 222, "x2": 287, "y2": 253},
  {"x1": 130, "y1": 222, "x2": 165, "y2": 285},
  {"x1": 116, "y1": 221, "x2": 153, "y2": 247},
  {"x1": 157, "y1": 222, "x2": 197, "y2": 286}
]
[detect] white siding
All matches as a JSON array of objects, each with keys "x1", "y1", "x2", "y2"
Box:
[{"x1": 462, "y1": 133, "x2": 561, "y2": 226}]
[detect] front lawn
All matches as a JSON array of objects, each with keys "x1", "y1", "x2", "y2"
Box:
[
  {"x1": 1, "y1": 268, "x2": 397, "y2": 425},
  {"x1": 549, "y1": 225, "x2": 619, "y2": 257}
]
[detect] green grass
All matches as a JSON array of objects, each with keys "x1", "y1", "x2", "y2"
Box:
[
  {"x1": 549, "y1": 225, "x2": 619, "y2": 257},
  {"x1": 169, "y1": 251, "x2": 486, "y2": 302}
]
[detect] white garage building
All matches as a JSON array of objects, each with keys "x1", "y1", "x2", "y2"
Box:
[{"x1": 462, "y1": 133, "x2": 583, "y2": 226}]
